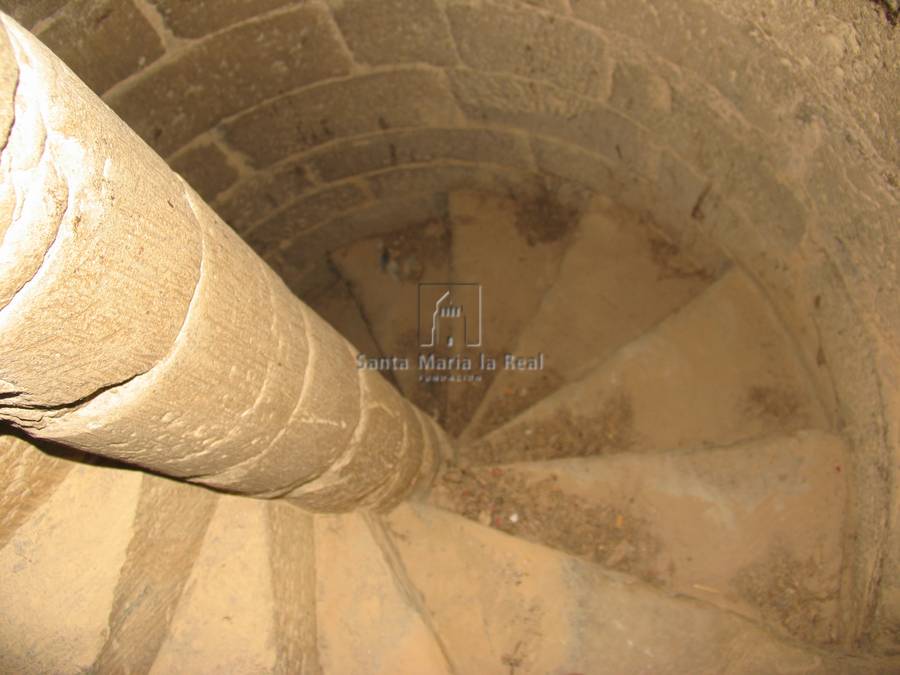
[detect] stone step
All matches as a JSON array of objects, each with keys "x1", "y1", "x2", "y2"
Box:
[
  {"x1": 384, "y1": 501, "x2": 848, "y2": 674},
  {"x1": 315, "y1": 511, "x2": 453, "y2": 674},
  {"x1": 0, "y1": 461, "x2": 144, "y2": 673},
  {"x1": 430, "y1": 430, "x2": 847, "y2": 644},
  {"x1": 462, "y1": 199, "x2": 721, "y2": 442},
  {"x1": 90, "y1": 474, "x2": 219, "y2": 673},
  {"x1": 0, "y1": 433, "x2": 77, "y2": 552},
  {"x1": 441, "y1": 189, "x2": 571, "y2": 435},
  {"x1": 150, "y1": 495, "x2": 318, "y2": 673},
  {"x1": 331, "y1": 217, "x2": 452, "y2": 424},
  {"x1": 460, "y1": 267, "x2": 828, "y2": 465}
]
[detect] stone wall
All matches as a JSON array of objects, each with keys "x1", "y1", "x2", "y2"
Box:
[{"x1": 0, "y1": 0, "x2": 897, "y2": 652}]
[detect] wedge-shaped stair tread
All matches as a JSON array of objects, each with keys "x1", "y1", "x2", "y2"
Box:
[
  {"x1": 0, "y1": 463, "x2": 144, "y2": 673},
  {"x1": 332, "y1": 219, "x2": 451, "y2": 421},
  {"x1": 385, "y1": 502, "x2": 841, "y2": 674},
  {"x1": 151, "y1": 497, "x2": 318, "y2": 673},
  {"x1": 0, "y1": 434, "x2": 76, "y2": 551},
  {"x1": 315, "y1": 512, "x2": 453, "y2": 674},
  {"x1": 91, "y1": 474, "x2": 219, "y2": 673},
  {"x1": 465, "y1": 201, "x2": 719, "y2": 440},
  {"x1": 431, "y1": 430, "x2": 847, "y2": 643},
  {"x1": 462, "y1": 268, "x2": 828, "y2": 465},
  {"x1": 443, "y1": 190, "x2": 569, "y2": 434}
]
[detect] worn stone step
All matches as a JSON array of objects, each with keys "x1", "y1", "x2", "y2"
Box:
[
  {"x1": 460, "y1": 268, "x2": 828, "y2": 465},
  {"x1": 90, "y1": 474, "x2": 219, "y2": 673},
  {"x1": 462, "y1": 199, "x2": 721, "y2": 441},
  {"x1": 150, "y1": 496, "x2": 318, "y2": 673},
  {"x1": 430, "y1": 430, "x2": 847, "y2": 644},
  {"x1": 384, "y1": 501, "x2": 853, "y2": 675},
  {"x1": 441, "y1": 189, "x2": 572, "y2": 435},
  {"x1": 0, "y1": 461, "x2": 144, "y2": 672},
  {"x1": 331, "y1": 218, "x2": 452, "y2": 424},
  {"x1": 315, "y1": 511, "x2": 453, "y2": 674}
]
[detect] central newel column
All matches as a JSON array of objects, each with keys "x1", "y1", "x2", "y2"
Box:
[{"x1": 0, "y1": 14, "x2": 446, "y2": 511}]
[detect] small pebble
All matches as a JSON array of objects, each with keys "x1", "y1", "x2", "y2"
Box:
[{"x1": 509, "y1": 513, "x2": 519, "y2": 524}]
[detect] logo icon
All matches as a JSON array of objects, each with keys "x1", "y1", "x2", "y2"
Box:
[{"x1": 418, "y1": 283, "x2": 482, "y2": 349}]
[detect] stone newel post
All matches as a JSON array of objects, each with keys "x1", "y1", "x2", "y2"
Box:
[{"x1": 0, "y1": 14, "x2": 446, "y2": 511}]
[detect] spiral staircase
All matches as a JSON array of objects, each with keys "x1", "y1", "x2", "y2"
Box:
[
  {"x1": 0, "y1": 0, "x2": 898, "y2": 673},
  {"x1": 0, "y1": 188, "x2": 892, "y2": 673}
]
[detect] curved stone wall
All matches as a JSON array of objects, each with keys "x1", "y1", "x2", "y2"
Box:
[{"x1": 1, "y1": 0, "x2": 898, "y2": 652}]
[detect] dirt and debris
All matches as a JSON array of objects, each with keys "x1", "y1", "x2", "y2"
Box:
[
  {"x1": 466, "y1": 392, "x2": 635, "y2": 465},
  {"x1": 430, "y1": 465, "x2": 662, "y2": 582},
  {"x1": 512, "y1": 179, "x2": 582, "y2": 246},
  {"x1": 648, "y1": 234, "x2": 714, "y2": 282},
  {"x1": 734, "y1": 546, "x2": 839, "y2": 644},
  {"x1": 743, "y1": 385, "x2": 804, "y2": 426},
  {"x1": 377, "y1": 218, "x2": 449, "y2": 283},
  {"x1": 466, "y1": 370, "x2": 566, "y2": 440}
]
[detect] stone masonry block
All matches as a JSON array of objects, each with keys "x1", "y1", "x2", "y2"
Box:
[
  {"x1": 449, "y1": 70, "x2": 658, "y2": 178},
  {"x1": 169, "y1": 141, "x2": 239, "y2": 204},
  {"x1": 446, "y1": 0, "x2": 609, "y2": 99},
  {"x1": 572, "y1": 0, "x2": 800, "y2": 133},
  {"x1": 308, "y1": 127, "x2": 533, "y2": 183},
  {"x1": 244, "y1": 182, "x2": 370, "y2": 257},
  {"x1": 609, "y1": 59, "x2": 673, "y2": 118},
  {"x1": 38, "y1": 0, "x2": 164, "y2": 94},
  {"x1": 450, "y1": 68, "x2": 596, "y2": 121},
  {"x1": 149, "y1": 0, "x2": 297, "y2": 39},
  {"x1": 277, "y1": 193, "x2": 448, "y2": 294},
  {"x1": 223, "y1": 69, "x2": 464, "y2": 168},
  {"x1": 529, "y1": 135, "x2": 651, "y2": 215},
  {"x1": 106, "y1": 6, "x2": 353, "y2": 158},
  {"x1": 366, "y1": 162, "x2": 538, "y2": 203},
  {"x1": 329, "y1": 0, "x2": 457, "y2": 66},
  {"x1": 214, "y1": 162, "x2": 316, "y2": 234},
  {"x1": 0, "y1": 0, "x2": 68, "y2": 30}
]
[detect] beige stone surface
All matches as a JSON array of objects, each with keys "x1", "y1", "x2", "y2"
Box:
[
  {"x1": 433, "y1": 430, "x2": 849, "y2": 643},
  {"x1": 315, "y1": 512, "x2": 452, "y2": 674},
  {"x1": 0, "y1": 463, "x2": 143, "y2": 672},
  {"x1": 214, "y1": 159, "x2": 317, "y2": 234},
  {"x1": 0, "y1": 13, "x2": 442, "y2": 511},
  {"x1": 222, "y1": 69, "x2": 465, "y2": 168},
  {"x1": 305, "y1": 277, "x2": 383, "y2": 359},
  {"x1": 443, "y1": 189, "x2": 569, "y2": 434},
  {"x1": 329, "y1": 0, "x2": 458, "y2": 67},
  {"x1": 332, "y1": 217, "x2": 452, "y2": 420},
  {"x1": 465, "y1": 198, "x2": 720, "y2": 440},
  {"x1": 0, "y1": 0, "x2": 67, "y2": 30},
  {"x1": 169, "y1": 140, "x2": 240, "y2": 204},
  {"x1": 266, "y1": 500, "x2": 320, "y2": 675},
  {"x1": 0, "y1": 434, "x2": 74, "y2": 550},
  {"x1": 149, "y1": 0, "x2": 298, "y2": 39},
  {"x1": 0, "y1": 0, "x2": 897, "y2": 666},
  {"x1": 244, "y1": 181, "x2": 370, "y2": 257},
  {"x1": 91, "y1": 474, "x2": 219, "y2": 673},
  {"x1": 465, "y1": 269, "x2": 829, "y2": 464},
  {"x1": 445, "y1": 0, "x2": 610, "y2": 99},
  {"x1": 107, "y1": 6, "x2": 353, "y2": 158},
  {"x1": 386, "y1": 501, "x2": 849, "y2": 674},
  {"x1": 0, "y1": 14, "x2": 203, "y2": 407},
  {"x1": 309, "y1": 127, "x2": 534, "y2": 184},
  {"x1": 36, "y1": 0, "x2": 164, "y2": 94},
  {"x1": 150, "y1": 496, "x2": 279, "y2": 673}
]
